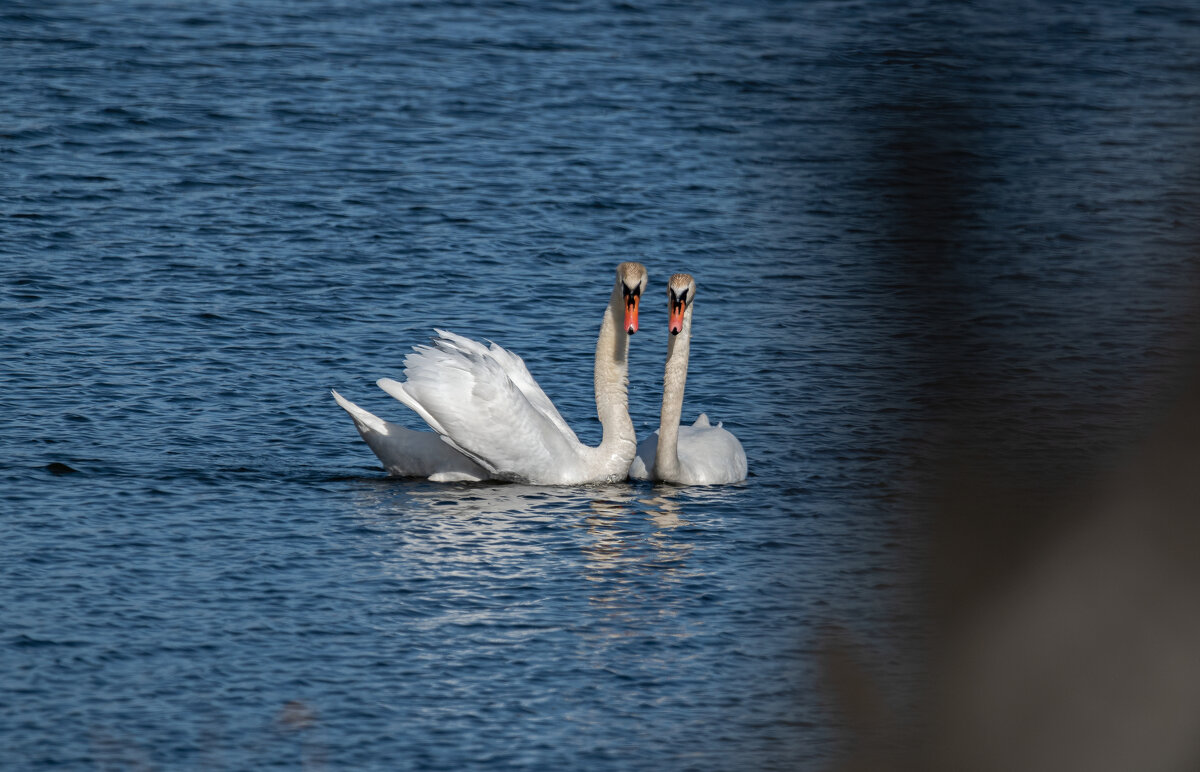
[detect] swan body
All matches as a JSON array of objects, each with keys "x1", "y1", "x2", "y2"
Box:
[
  {"x1": 331, "y1": 389, "x2": 488, "y2": 482},
  {"x1": 336, "y1": 263, "x2": 648, "y2": 485},
  {"x1": 629, "y1": 413, "x2": 747, "y2": 484},
  {"x1": 629, "y1": 273, "x2": 747, "y2": 485}
]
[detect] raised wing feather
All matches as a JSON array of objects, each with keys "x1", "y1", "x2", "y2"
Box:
[
  {"x1": 395, "y1": 331, "x2": 586, "y2": 483},
  {"x1": 431, "y1": 329, "x2": 579, "y2": 445}
]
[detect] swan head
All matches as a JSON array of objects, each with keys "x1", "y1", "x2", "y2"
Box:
[
  {"x1": 668, "y1": 273, "x2": 695, "y2": 336},
  {"x1": 618, "y1": 261, "x2": 648, "y2": 335}
]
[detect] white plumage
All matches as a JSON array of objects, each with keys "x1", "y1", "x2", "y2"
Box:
[
  {"x1": 334, "y1": 263, "x2": 648, "y2": 485},
  {"x1": 629, "y1": 413, "x2": 747, "y2": 484},
  {"x1": 330, "y1": 389, "x2": 488, "y2": 482}
]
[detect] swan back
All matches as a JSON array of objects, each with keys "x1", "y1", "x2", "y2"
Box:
[
  {"x1": 674, "y1": 419, "x2": 747, "y2": 484},
  {"x1": 630, "y1": 414, "x2": 747, "y2": 484}
]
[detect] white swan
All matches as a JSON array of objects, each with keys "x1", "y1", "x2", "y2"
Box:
[
  {"x1": 335, "y1": 262, "x2": 648, "y2": 485},
  {"x1": 629, "y1": 273, "x2": 747, "y2": 485},
  {"x1": 333, "y1": 323, "x2": 600, "y2": 482}
]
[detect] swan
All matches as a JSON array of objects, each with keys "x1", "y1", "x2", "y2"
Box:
[
  {"x1": 629, "y1": 273, "x2": 747, "y2": 485},
  {"x1": 335, "y1": 261, "x2": 648, "y2": 485}
]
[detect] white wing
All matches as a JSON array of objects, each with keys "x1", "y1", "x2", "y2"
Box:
[
  {"x1": 331, "y1": 390, "x2": 488, "y2": 482},
  {"x1": 379, "y1": 331, "x2": 589, "y2": 484},
  {"x1": 431, "y1": 329, "x2": 579, "y2": 445}
]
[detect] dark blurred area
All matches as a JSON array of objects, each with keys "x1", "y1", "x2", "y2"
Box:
[{"x1": 827, "y1": 3, "x2": 1200, "y2": 770}]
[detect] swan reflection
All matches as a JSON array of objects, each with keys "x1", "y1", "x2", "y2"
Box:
[
  {"x1": 347, "y1": 479, "x2": 715, "y2": 649},
  {"x1": 639, "y1": 492, "x2": 686, "y2": 530},
  {"x1": 351, "y1": 478, "x2": 615, "y2": 523},
  {"x1": 578, "y1": 486, "x2": 702, "y2": 651},
  {"x1": 349, "y1": 481, "x2": 647, "y2": 577},
  {"x1": 580, "y1": 487, "x2": 694, "y2": 580}
]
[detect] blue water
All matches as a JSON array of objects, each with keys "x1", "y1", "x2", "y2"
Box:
[{"x1": 4, "y1": 1, "x2": 1200, "y2": 769}]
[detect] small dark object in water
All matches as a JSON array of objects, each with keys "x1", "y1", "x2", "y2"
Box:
[
  {"x1": 45, "y1": 462, "x2": 78, "y2": 475},
  {"x1": 278, "y1": 700, "x2": 317, "y2": 731}
]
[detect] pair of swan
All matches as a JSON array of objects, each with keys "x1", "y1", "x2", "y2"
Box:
[{"x1": 332, "y1": 263, "x2": 747, "y2": 486}]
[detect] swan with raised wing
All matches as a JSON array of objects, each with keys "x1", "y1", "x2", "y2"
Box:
[
  {"x1": 629, "y1": 273, "x2": 747, "y2": 485},
  {"x1": 334, "y1": 262, "x2": 648, "y2": 485}
]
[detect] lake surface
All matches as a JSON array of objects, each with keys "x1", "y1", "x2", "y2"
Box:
[{"x1": 4, "y1": 1, "x2": 1200, "y2": 769}]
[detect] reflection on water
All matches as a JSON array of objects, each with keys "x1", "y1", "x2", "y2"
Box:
[
  {"x1": 348, "y1": 480, "x2": 588, "y2": 587},
  {"x1": 583, "y1": 490, "x2": 690, "y2": 593},
  {"x1": 347, "y1": 479, "x2": 711, "y2": 646},
  {"x1": 581, "y1": 488, "x2": 693, "y2": 589},
  {"x1": 350, "y1": 479, "x2": 592, "y2": 523},
  {"x1": 639, "y1": 492, "x2": 687, "y2": 530},
  {"x1": 577, "y1": 486, "x2": 707, "y2": 669},
  {"x1": 329, "y1": 476, "x2": 785, "y2": 767},
  {"x1": 348, "y1": 479, "x2": 702, "y2": 579}
]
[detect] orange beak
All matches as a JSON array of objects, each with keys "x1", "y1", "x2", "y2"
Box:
[
  {"x1": 624, "y1": 293, "x2": 639, "y2": 334},
  {"x1": 669, "y1": 298, "x2": 686, "y2": 335}
]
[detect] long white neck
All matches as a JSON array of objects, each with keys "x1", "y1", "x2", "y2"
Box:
[
  {"x1": 654, "y1": 306, "x2": 692, "y2": 480},
  {"x1": 590, "y1": 282, "x2": 637, "y2": 477}
]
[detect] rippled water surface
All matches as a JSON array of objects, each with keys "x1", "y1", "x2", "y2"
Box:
[{"x1": 5, "y1": 1, "x2": 1200, "y2": 769}]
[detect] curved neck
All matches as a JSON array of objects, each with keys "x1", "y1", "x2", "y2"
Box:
[
  {"x1": 655, "y1": 307, "x2": 692, "y2": 480},
  {"x1": 592, "y1": 281, "x2": 636, "y2": 474}
]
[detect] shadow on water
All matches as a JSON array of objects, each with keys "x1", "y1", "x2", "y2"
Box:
[{"x1": 826, "y1": 5, "x2": 1200, "y2": 772}]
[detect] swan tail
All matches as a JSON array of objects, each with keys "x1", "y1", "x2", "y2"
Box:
[
  {"x1": 693, "y1": 413, "x2": 712, "y2": 428},
  {"x1": 331, "y1": 390, "x2": 389, "y2": 436}
]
